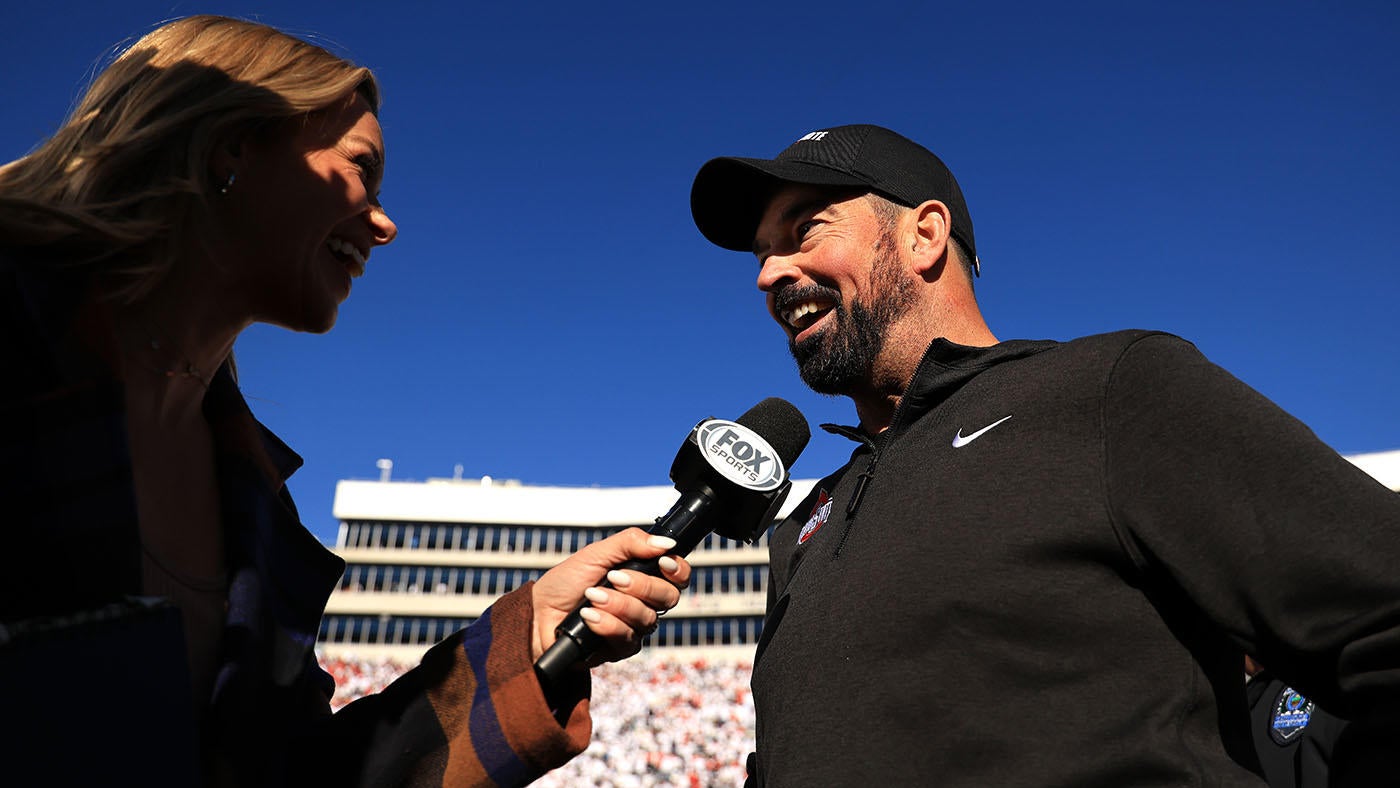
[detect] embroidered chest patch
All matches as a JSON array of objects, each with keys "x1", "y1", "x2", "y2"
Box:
[
  {"x1": 798, "y1": 489, "x2": 832, "y2": 545},
  {"x1": 1268, "y1": 685, "x2": 1314, "y2": 745}
]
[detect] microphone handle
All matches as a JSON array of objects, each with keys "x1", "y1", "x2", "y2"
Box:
[{"x1": 533, "y1": 490, "x2": 715, "y2": 688}]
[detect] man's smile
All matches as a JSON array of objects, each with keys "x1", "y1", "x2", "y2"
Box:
[{"x1": 774, "y1": 286, "x2": 839, "y2": 338}]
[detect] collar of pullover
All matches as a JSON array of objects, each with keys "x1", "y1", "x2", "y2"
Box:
[{"x1": 824, "y1": 337, "x2": 1056, "y2": 443}]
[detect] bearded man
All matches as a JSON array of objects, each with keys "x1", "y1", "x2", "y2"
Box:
[{"x1": 689, "y1": 124, "x2": 1400, "y2": 787}]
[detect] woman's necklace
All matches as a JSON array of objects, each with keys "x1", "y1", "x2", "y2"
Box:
[
  {"x1": 121, "y1": 318, "x2": 213, "y2": 390},
  {"x1": 146, "y1": 337, "x2": 208, "y2": 385}
]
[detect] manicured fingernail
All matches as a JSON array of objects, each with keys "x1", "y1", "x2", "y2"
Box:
[
  {"x1": 584, "y1": 587, "x2": 609, "y2": 605},
  {"x1": 579, "y1": 608, "x2": 602, "y2": 623},
  {"x1": 658, "y1": 556, "x2": 679, "y2": 573},
  {"x1": 607, "y1": 570, "x2": 632, "y2": 588},
  {"x1": 647, "y1": 536, "x2": 677, "y2": 550}
]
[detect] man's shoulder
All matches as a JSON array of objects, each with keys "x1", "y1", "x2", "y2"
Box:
[
  {"x1": 976, "y1": 330, "x2": 1206, "y2": 403},
  {"x1": 1062, "y1": 328, "x2": 1187, "y2": 350},
  {"x1": 1048, "y1": 329, "x2": 1203, "y2": 369}
]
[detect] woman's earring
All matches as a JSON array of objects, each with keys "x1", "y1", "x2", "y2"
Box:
[{"x1": 218, "y1": 172, "x2": 236, "y2": 195}]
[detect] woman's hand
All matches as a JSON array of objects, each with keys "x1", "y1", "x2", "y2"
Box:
[{"x1": 530, "y1": 528, "x2": 691, "y2": 665}]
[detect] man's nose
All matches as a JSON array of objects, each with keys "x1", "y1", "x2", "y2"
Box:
[{"x1": 757, "y1": 253, "x2": 801, "y2": 292}]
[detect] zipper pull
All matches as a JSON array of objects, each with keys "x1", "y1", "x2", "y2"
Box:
[{"x1": 846, "y1": 471, "x2": 873, "y2": 518}]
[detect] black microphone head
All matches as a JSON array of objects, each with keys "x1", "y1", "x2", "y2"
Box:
[{"x1": 735, "y1": 397, "x2": 811, "y2": 471}]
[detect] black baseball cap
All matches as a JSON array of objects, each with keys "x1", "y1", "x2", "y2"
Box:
[{"x1": 690, "y1": 124, "x2": 978, "y2": 273}]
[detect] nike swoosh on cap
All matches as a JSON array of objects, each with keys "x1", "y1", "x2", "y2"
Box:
[{"x1": 952, "y1": 415, "x2": 1013, "y2": 448}]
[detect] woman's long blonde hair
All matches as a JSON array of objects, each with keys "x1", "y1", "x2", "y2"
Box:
[{"x1": 0, "y1": 15, "x2": 379, "y2": 302}]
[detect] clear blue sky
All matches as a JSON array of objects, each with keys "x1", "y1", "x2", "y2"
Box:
[{"x1": 6, "y1": 1, "x2": 1397, "y2": 546}]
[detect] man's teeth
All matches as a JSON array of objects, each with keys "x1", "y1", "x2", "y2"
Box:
[
  {"x1": 327, "y1": 237, "x2": 366, "y2": 266},
  {"x1": 784, "y1": 301, "x2": 829, "y2": 327}
]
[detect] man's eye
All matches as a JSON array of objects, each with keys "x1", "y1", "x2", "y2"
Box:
[{"x1": 796, "y1": 220, "x2": 817, "y2": 239}]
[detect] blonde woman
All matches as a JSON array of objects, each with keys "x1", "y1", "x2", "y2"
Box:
[{"x1": 0, "y1": 16, "x2": 686, "y2": 787}]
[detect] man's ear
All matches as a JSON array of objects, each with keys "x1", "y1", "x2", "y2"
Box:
[{"x1": 910, "y1": 200, "x2": 952, "y2": 276}]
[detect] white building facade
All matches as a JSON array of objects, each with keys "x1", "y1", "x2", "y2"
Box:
[{"x1": 321, "y1": 475, "x2": 816, "y2": 662}]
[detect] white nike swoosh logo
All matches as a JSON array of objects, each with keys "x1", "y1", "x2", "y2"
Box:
[{"x1": 952, "y1": 415, "x2": 1013, "y2": 448}]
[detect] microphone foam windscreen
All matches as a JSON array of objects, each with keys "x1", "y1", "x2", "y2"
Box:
[{"x1": 735, "y1": 397, "x2": 811, "y2": 469}]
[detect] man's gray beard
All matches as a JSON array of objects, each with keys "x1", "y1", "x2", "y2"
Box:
[{"x1": 790, "y1": 240, "x2": 915, "y2": 396}]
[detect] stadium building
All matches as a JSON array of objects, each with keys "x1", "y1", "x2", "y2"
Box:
[
  {"x1": 319, "y1": 467, "x2": 816, "y2": 663},
  {"x1": 317, "y1": 450, "x2": 1400, "y2": 663}
]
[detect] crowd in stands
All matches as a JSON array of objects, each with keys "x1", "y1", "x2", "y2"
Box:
[
  {"x1": 319, "y1": 653, "x2": 756, "y2": 787},
  {"x1": 323, "y1": 654, "x2": 412, "y2": 712}
]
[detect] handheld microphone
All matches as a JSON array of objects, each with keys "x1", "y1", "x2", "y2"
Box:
[{"x1": 533, "y1": 397, "x2": 810, "y2": 687}]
